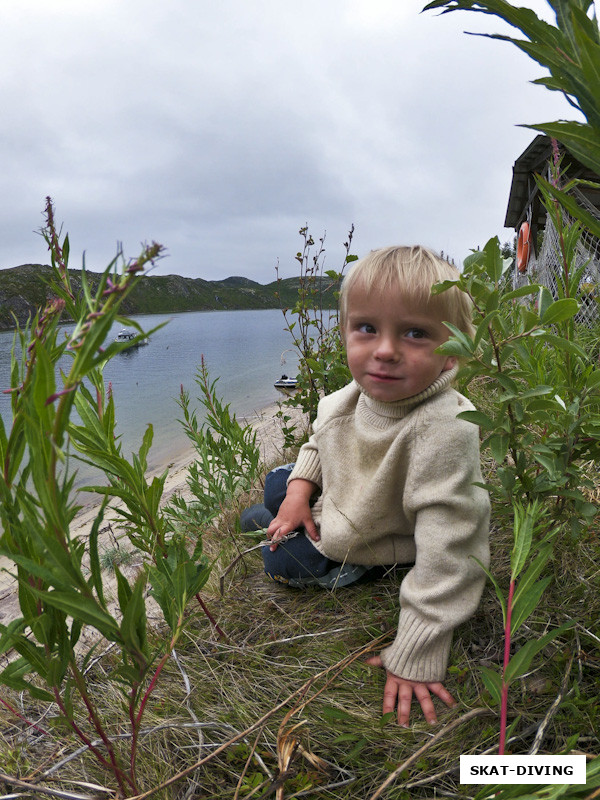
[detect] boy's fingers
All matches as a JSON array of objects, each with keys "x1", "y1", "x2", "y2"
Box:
[
  {"x1": 413, "y1": 684, "x2": 438, "y2": 725},
  {"x1": 268, "y1": 525, "x2": 290, "y2": 549},
  {"x1": 430, "y1": 682, "x2": 457, "y2": 708},
  {"x1": 382, "y1": 678, "x2": 402, "y2": 717},
  {"x1": 367, "y1": 659, "x2": 456, "y2": 727},
  {"x1": 268, "y1": 521, "x2": 289, "y2": 539},
  {"x1": 395, "y1": 682, "x2": 415, "y2": 727},
  {"x1": 304, "y1": 519, "x2": 320, "y2": 541}
]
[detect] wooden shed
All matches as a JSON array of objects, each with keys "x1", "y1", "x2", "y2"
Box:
[
  {"x1": 505, "y1": 134, "x2": 600, "y2": 257},
  {"x1": 504, "y1": 134, "x2": 600, "y2": 321}
]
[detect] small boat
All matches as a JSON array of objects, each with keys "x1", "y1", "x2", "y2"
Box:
[
  {"x1": 114, "y1": 328, "x2": 149, "y2": 347},
  {"x1": 274, "y1": 374, "x2": 297, "y2": 394}
]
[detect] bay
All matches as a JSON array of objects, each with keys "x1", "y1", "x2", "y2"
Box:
[{"x1": 0, "y1": 308, "x2": 300, "y2": 476}]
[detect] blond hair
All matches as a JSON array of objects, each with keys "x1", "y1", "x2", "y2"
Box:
[{"x1": 339, "y1": 245, "x2": 474, "y2": 337}]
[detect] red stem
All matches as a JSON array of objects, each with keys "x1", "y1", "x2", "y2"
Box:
[
  {"x1": 68, "y1": 663, "x2": 136, "y2": 794},
  {"x1": 134, "y1": 653, "x2": 170, "y2": 730},
  {"x1": 130, "y1": 640, "x2": 176, "y2": 782},
  {"x1": 52, "y1": 686, "x2": 126, "y2": 793},
  {"x1": 195, "y1": 592, "x2": 227, "y2": 640},
  {"x1": 0, "y1": 696, "x2": 48, "y2": 736}
]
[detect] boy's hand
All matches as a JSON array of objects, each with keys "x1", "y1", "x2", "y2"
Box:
[
  {"x1": 366, "y1": 656, "x2": 457, "y2": 726},
  {"x1": 267, "y1": 478, "x2": 320, "y2": 551}
]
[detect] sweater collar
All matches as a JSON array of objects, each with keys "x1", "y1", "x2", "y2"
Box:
[{"x1": 357, "y1": 364, "x2": 459, "y2": 420}]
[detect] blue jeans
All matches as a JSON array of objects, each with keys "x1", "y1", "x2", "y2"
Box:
[{"x1": 240, "y1": 465, "x2": 369, "y2": 588}]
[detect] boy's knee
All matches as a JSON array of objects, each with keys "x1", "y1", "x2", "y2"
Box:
[
  {"x1": 264, "y1": 463, "x2": 295, "y2": 515},
  {"x1": 240, "y1": 504, "x2": 273, "y2": 532}
]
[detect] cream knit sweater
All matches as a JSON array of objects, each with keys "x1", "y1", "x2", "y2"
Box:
[{"x1": 288, "y1": 367, "x2": 490, "y2": 683}]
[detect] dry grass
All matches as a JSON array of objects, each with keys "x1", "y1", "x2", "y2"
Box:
[{"x1": 1, "y1": 459, "x2": 599, "y2": 799}]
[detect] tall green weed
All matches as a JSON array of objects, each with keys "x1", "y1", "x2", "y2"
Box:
[
  {"x1": 168, "y1": 355, "x2": 262, "y2": 531},
  {"x1": 0, "y1": 201, "x2": 212, "y2": 795},
  {"x1": 275, "y1": 225, "x2": 355, "y2": 448},
  {"x1": 435, "y1": 232, "x2": 600, "y2": 537},
  {"x1": 425, "y1": 0, "x2": 600, "y2": 793}
]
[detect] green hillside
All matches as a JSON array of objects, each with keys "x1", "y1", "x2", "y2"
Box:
[{"x1": 0, "y1": 264, "x2": 338, "y2": 330}]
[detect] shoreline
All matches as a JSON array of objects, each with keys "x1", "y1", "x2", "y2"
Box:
[{"x1": 0, "y1": 399, "x2": 306, "y2": 625}]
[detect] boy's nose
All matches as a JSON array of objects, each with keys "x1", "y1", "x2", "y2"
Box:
[{"x1": 374, "y1": 336, "x2": 400, "y2": 361}]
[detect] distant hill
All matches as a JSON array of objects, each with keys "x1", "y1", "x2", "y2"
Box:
[{"x1": 0, "y1": 264, "x2": 339, "y2": 330}]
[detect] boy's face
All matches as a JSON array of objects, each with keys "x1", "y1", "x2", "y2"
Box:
[{"x1": 344, "y1": 281, "x2": 457, "y2": 403}]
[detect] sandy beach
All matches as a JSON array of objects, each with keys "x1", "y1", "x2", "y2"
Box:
[{"x1": 0, "y1": 400, "x2": 306, "y2": 628}]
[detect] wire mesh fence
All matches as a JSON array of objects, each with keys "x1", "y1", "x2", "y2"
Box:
[{"x1": 512, "y1": 182, "x2": 600, "y2": 326}]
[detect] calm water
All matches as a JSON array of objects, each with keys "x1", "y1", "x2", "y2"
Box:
[{"x1": 0, "y1": 309, "x2": 299, "y2": 475}]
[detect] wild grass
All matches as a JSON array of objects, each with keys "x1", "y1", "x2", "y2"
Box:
[{"x1": 1, "y1": 445, "x2": 598, "y2": 799}]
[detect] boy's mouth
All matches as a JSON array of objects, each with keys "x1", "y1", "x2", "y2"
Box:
[{"x1": 368, "y1": 372, "x2": 400, "y2": 382}]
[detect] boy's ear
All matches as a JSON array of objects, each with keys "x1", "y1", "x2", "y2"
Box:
[{"x1": 442, "y1": 356, "x2": 457, "y2": 372}]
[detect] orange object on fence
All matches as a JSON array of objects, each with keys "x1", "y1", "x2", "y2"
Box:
[{"x1": 517, "y1": 222, "x2": 531, "y2": 273}]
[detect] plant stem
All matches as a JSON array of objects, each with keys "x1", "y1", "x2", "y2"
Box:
[
  {"x1": 52, "y1": 686, "x2": 124, "y2": 792},
  {"x1": 195, "y1": 592, "x2": 228, "y2": 640},
  {"x1": 69, "y1": 660, "x2": 136, "y2": 794},
  {"x1": 0, "y1": 696, "x2": 48, "y2": 735},
  {"x1": 499, "y1": 578, "x2": 515, "y2": 755}
]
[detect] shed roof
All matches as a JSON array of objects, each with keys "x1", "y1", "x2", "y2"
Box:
[
  {"x1": 504, "y1": 134, "x2": 600, "y2": 230},
  {"x1": 504, "y1": 135, "x2": 553, "y2": 229}
]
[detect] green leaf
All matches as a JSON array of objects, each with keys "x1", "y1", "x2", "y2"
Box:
[
  {"x1": 7, "y1": 555, "x2": 69, "y2": 594},
  {"x1": 442, "y1": 322, "x2": 476, "y2": 354},
  {"x1": 473, "y1": 310, "x2": 500, "y2": 349},
  {"x1": 488, "y1": 433, "x2": 509, "y2": 464},
  {"x1": 7, "y1": 636, "x2": 52, "y2": 680},
  {"x1": 28, "y1": 588, "x2": 120, "y2": 641},
  {"x1": 119, "y1": 573, "x2": 149, "y2": 664},
  {"x1": 482, "y1": 236, "x2": 505, "y2": 282},
  {"x1": 500, "y1": 386, "x2": 553, "y2": 403},
  {"x1": 540, "y1": 297, "x2": 580, "y2": 325},
  {"x1": 510, "y1": 576, "x2": 552, "y2": 635},
  {"x1": 504, "y1": 621, "x2": 573, "y2": 684},
  {"x1": 0, "y1": 658, "x2": 55, "y2": 702},
  {"x1": 437, "y1": 338, "x2": 473, "y2": 358},
  {"x1": 502, "y1": 284, "x2": 540, "y2": 302},
  {"x1": 537, "y1": 285, "x2": 554, "y2": 320},
  {"x1": 539, "y1": 332, "x2": 588, "y2": 358},
  {"x1": 529, "y1": 121, "x2": 600, "y2": 179},
  {"x1": 457, "y1": 409, "x2": 496, "y2": 431},
  {"x1": 88, "y1": 498, "x2": 109, "y2": 607},
  {"x1": 149, "y1": 568, "x2": 178, "y2": 630},
  {"x1": 494, "y1": 373, "x2": 519, "y2": 394},
  {"x1": 480, "y1": 666, "x2": 503, "y2": 705},
  {"x1": 115, "y1": 566, "x2": 133, "y2": 612},
  {"x1": 512, "y1": 543, "x2": 553, "y2": 611},
  {"x1": 62, "y1": 233, "x2": 70, "y2": 267},
  {"x1": 321, "y1": 706, "x2": 356, "y2": 722},
  {"x1": 534, "y1": 452, "x2": 559, "y2": 475},
  {"x1": 432, "y1": 278, "x2": 460, "y2": 295},
  {"x1": 510, "y1": 502, "x2": 535, "y2": 580},
  {"x1": 586, "y1": 369, "x2": 600, "y2": 389}
]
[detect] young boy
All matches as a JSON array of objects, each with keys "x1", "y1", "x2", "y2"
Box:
[{"x1": 241, "y1": 246, "x2": 490, "y2": 726}]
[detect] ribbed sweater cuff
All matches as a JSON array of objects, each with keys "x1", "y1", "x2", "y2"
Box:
[
  {"x1": 288, "y1": 449, "x2": 322, "y2": 487},
  {"x1": 379, "y1": 610, "x2": 453, "y2": 683}
]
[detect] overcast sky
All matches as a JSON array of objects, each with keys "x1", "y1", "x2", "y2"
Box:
[{"x1": 0, "y1": 0, "x2": 581, "y2": 284}]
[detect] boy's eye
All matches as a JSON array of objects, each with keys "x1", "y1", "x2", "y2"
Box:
[
  {"x1": 406, "y1": 328, "x2": 427, "y2": 339},
  {"x1": 357, "y1": 323, "x2": 376, "y2": 334}
]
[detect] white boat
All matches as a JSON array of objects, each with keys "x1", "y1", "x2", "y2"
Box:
[
  {"x1": 274, "y1": 374, "x2": 297, "y2": 393},
  {"x1": 114, "y1": 328, "x2": 149, "y2": 347}
]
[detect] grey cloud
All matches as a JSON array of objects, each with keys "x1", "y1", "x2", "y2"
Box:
[{"x1": 0, "y1": 1, "x2": 573, "y2": 282}]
